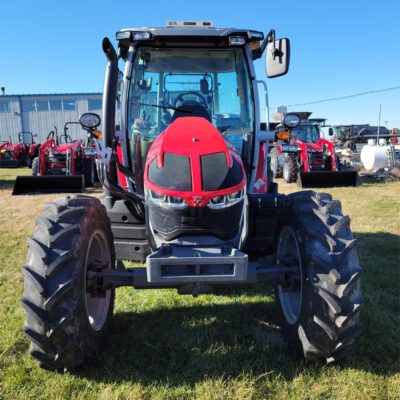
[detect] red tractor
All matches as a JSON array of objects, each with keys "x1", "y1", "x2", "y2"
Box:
[
  {"x1": 19, "y1": 22, "x2": 362, "y2": 371},
  {"x1": 270, "y1": 114, "x2": 360, "y2": 187},
  {"x1": 13, "y1": 124, "x2": 97, "y2": 194},
  {"x1": 0, "y1": 132, "x2": 35, "y2": 167}
]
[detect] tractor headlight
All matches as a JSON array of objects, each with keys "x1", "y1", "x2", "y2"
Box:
[
  {"x1": 148, "y1": 190, "x2": 188, "y2": 210},
  {"x1": 207, "y1": 189, "x2": 244, "y2": 209}
]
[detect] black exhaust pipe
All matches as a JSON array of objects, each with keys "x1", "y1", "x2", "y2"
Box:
[
  {"x1": 102, "y1": 37, "x2": 118, "y2": 149},
  {"x1": 102, "y1": 37, "x2": 118, "y2": 203}
]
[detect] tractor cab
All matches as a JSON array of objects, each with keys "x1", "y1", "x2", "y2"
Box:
[
  {"x1": 290, "y1": 124, "x2": 320, "y2": 144},
  {"x1": 128, "y1": 46, "x2": 253, "y2": 156}
]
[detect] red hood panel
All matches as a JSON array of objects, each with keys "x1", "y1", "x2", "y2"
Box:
[
  {"x1": 144, "y1": 117, "x2": 246, "y2": 207},
  {"x1": 56, "y1": 140, "x2": 81, "y2": 152},
  {"x1": 304, "y1": 143, "x2": 323, "y2": 151},
  {"x1": 146, "y1": 117, "x2": 232, "y2": 168}
]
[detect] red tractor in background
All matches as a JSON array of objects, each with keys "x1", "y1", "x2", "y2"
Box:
[
  {"x1": 13, "y1": 123, "x2": 97, "y2": 194},
  {"x1": 32, "y1": 123, "x2": 96, "y2": 183},
  {"x1": 270, "y1": 113, "x2": 360, "y2": 187},
  {"x1": 0, "y1": 132, "x2": 36, "y2": 168}
]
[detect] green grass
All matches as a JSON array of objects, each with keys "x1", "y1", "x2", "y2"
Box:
[{"x1": 0, "y1": 168, "x2": 399, "y2": 399}]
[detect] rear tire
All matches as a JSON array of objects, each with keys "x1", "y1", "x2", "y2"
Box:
[
  {"x1": 275, "y1": 191, "x2": 362, "y2": 363},
  {"x1": 31, "y1": 157, "x2": 39, "y2": 176},
  {"x1": 283, "y1": 154, "x2": 298, "y2": 183},
  {"x1": 21, "y1": 196, "x2": 115, "y2": 371}
]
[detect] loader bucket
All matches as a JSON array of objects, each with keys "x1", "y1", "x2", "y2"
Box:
[
  {"x1": 0, "y1": 159, "x2": 20, "y2": 168},
  {"x1": 12, "y1": 175, "x2": 84, "y2": 195},
  {"x1": 298, "y1": 170, "x2": 362, "y2": 188}
]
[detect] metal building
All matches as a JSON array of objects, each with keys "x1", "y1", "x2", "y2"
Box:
[{"x1": 0, "y1": 93, "x2": 102, "y2": 143}]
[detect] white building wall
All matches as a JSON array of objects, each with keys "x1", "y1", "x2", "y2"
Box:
[
  {"x1": 0, "y1": 97, "x2": 22, "y2": 141},
  {"x1": 0, "y1": 93, "x2": 102, "y2": 143}
]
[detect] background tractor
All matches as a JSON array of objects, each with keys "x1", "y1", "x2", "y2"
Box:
[
  {"x1": 270, "y1": 113, "x2": 360, "y2": 187},
  {"x1": 0, "y1": 132, "x2": 35, "y2": 168},
  {"x1": 21, "y1": 21, "x2": 362, "y2": 371},
  {"x1": 13, "y1": 123, "x2": 97, "y2": 194}
]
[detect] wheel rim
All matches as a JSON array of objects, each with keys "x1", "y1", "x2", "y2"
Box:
[
  {"x1": 277, "y1": 225, "x2": 303, "y2": 325},
  {"x1": 84, "y1": 231, "x2": 111, "y2": 331}
]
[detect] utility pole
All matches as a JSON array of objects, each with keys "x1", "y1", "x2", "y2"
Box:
[{"x1": 377, "y1": 104, "x2": 381, "y2": 143}]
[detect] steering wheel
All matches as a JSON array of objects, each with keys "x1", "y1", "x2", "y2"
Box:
[{"x1": 174, "y1": 91, "x2": 208, "y2": 108}]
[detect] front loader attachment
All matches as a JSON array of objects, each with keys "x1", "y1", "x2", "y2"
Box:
[
  {"x1": 12, "y1": 175, "x2": 84, "y2": 195},
  {"x1": 0, "y1": 159, "x2": 20, "y2": 168},
  {"x1": 298, "y1": 170, "x2": 362, "y2": 188}
]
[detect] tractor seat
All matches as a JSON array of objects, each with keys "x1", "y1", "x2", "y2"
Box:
[{"x1": 171, "y1": 101, "x2": 211, "y2": 123}]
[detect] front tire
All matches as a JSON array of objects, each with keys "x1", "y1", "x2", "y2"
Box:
[
  {"x1": 283, "y1": 154, "x2": 298, "y2": 183},
  {"x1": 31, "y1": 157, "x2": 39, "y2": 176},
  {"x1": 21, "y1": 196, "x2": 115, "y2": 371},
  {"x1": 82, "y1": 158, "x2": 96, "y2": 187},
  {"x1": 275, "y1": 191, "x2": 362, "y2": 363}
]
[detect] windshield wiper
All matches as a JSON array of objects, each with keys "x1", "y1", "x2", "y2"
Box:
[{"x1": 133, "y1": 100, "x2": 192, "y2": 114}]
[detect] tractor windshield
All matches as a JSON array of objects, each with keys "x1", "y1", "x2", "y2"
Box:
[
  {"x1": 128, "y1": 47, "x2": 254, "y2": 153},
  {"x1": 292, "y1": 125, "x2": 320, "y2": 143}
]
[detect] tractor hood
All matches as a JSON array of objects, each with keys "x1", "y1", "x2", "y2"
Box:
[
  {"x1": 304, "y1": 142, "x2": 323, "y2": 152},
  {"x1": 144, "y1": 117, "x2": 246, "y2": 208},
  {"x1": 56, "y1": 141, "x2": 81, "y2": 152},
  {"x1": 6, "y1": 143, "x2": 21, "y2": 152}
]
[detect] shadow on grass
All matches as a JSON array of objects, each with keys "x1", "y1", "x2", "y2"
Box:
[
  {"x1": 359, "y1": 174, "x2": 399, "y2": 185},
  {"x1": 74, "y1": 231, "x2": 400, "y2": 385},
  {"x1": 79, "y1": 297, "x2": 304, "y2": 385}
]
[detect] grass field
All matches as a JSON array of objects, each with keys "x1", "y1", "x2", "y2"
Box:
[{"x1": 0, "y1": 168, "x2": 399, "y2": 400}]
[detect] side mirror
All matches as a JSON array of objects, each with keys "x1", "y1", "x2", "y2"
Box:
[
  {"x1": 79, "y1": 113, "x2": 101, "y2": 130},
  {"x1": 329, "y1": 127, "x2": 334, "y2": 136},
  {"x1": 266, "y1": 38, "x2": 290, "y2": 78}
]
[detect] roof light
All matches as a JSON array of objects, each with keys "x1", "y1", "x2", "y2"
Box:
[
  {"x1": 248, "y1": 31, "x2": 264, "y2": 40},
  {"x1": 116, "y1": 31, "x2": 131, "y2": 40},
  {"x1": 166, "y1": 20, "x2": 214, "y2": 27},
  {"x1": 133, "y1": 32, "x2": 151, "y2": 41},
  {"x1": 229, "y1": 36, "x2": 246, "y2": 46}
]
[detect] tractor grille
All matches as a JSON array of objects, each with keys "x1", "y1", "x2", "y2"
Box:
[
  {"x1": 48, "y1": 152, "x2": 67, "y2": 164},
  {"x1": 308, "y1": 152, "x2": 326, "y2": 170}
]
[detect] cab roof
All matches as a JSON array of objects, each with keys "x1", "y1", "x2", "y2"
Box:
[
  {"x1": 117, "y1": 26, "x2": 263, "y2": 39},
  {"x1": 115, "y1": 25, "x2": 264, "y2": 54}
]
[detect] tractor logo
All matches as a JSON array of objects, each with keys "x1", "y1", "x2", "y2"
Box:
[{"x1": 192, "y1": 196, "x2": 204, "y2": 206}]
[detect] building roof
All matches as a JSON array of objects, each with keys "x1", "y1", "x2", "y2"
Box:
[{"x1": 0, "y1": 92, "x2": 102, "y2": 98}]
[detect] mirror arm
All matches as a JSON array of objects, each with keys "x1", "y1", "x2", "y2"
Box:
[{"x1": 254, "y1": 29, "x2": 276, "y2": 59}]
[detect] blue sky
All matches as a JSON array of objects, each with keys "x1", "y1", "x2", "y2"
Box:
[{"x1": 0, "y1": 0, "x2": 399, "y2": 127}]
